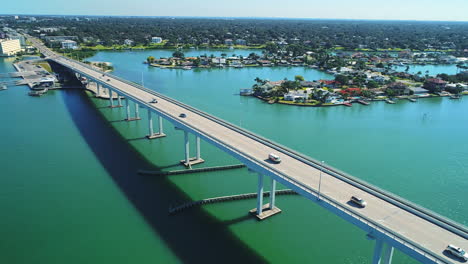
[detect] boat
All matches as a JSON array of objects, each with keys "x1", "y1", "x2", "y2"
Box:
[
  {"x1": 450, "y1": 95, "x2": 461, "y2": 99},
  {"x1": 1, "y1": 85, "x2": 7, "y2": 91},
  {"x1": 343, "y1": 102, "x2": 352, "y2": 107},
  {"x1": 385, "y1": 99, "x2": 396, "y2": 104},
  {"x1": 357, "y1": 100, "x2": 370, "y2": 105},
  {"x1": 28, "y1": 88, "x2": 48, "y2": 97},
  {"x1": 408, "y1": 98, "x2": 417, "y2": 102},
  {"x1": 182, "y1": 66, "x2": 192, "y2": 70}
]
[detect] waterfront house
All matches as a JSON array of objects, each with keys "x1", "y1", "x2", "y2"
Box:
[
  {"x1": 319, "y1": 80, "x2": 340, "y2": 88},
  {"x1": 424, "y1": 78, "x2": 447, "y2": 93},
  {"x1": 151, "y1": 37, "x2": 162, "y2": 44},
  {"x1": 339, "y1": 88, "x2": 362, "y2": 97},
  {"x1": 124, "y1": 39, "x2": 134, "y2": 46},
  {"x1": 300, "y1": 81, "x2": 321, "y2": 88},
  {"x1": 258, "y1": 60, "x2": 273, "y2": 66},
  {"x1": 283, "y1": 90, "x2": 309, "y2": 101},
  {"x1": 408, "y1": 87, "x2": 430, "y2": 95},
  {"x1": 211, "y1": 58, "x2": 226, "y2": 65},
  {"x1": 224, "y1": 39, "x2": 233, "y2": 45},
  {"x1": 387, "y1": 82, "x2": 409, "y2": 95},
  {"x1": 235, "y1": 39, "x2": 247, "y2": 45}
]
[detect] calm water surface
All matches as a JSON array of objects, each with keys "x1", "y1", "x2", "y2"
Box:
[{"x1": 1, "y1": 51, "x2": 467, "y2": 264}]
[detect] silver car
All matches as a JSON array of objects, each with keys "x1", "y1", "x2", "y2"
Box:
[
  {"x1": 446, "y1": 244, "x2": 468, "y2": 260},
  {"x1": 350, "y1": 196, "x2": 367, "y2": 208}
]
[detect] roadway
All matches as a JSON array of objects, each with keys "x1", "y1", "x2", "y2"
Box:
[{"x1": 28, "y1": 37, "x2": 467, "y2": 263}]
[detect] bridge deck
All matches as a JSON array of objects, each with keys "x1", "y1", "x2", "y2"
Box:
[{"x1": 29, "y1": 37, "x2": 467, "y2": 263}]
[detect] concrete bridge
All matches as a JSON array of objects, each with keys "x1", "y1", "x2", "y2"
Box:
[{"x1": 27, "y1": 36, "x2": 467, "y2": 264}]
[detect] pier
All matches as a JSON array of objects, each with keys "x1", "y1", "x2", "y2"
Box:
[
  {"x1": 139, "y1": 164, "x2": 246, "y2": 176},
  {"x1": 169, "y1": 189, "x2": 296, "y2": 215}
]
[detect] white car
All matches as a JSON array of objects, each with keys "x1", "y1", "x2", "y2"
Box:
[
  {"x1": 350, "y1": 196, "x2": 367, "y2": 208},
  {"x1": 446, "y1": 244, "x2": 468, "y2": 260},
  {"x1": 268, "y1": 153, "x2": 281, "y2": 163}
]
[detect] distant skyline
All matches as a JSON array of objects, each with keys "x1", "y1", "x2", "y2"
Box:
[{"x1": 2, "y1": 0, "x2": 468, "y2": 22}]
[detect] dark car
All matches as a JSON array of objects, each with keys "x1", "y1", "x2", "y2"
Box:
[{"x1": 179, "y1": 113, "x2": 187, "y2": 118}]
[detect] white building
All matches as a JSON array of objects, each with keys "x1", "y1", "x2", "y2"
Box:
[
  {"x1": 124, "y1": 39, "x2": 134, "y2": 46},
  {"x1": 8, "y1": 34, "x2": 26, "y2": 46},
  {"x1": 151, "y1": 37, "x2": 162, "y2": 44},
  {"x1": 61, "y1": 40, "x2": 78, "y2": 50},
  {"x1": 0, "y1": 39, "x2": 22, "y2": 56}
]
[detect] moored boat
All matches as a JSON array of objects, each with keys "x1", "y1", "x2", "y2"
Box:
[
  {"x1": 450, "y1": 95, "x2": 461, "y2": 99},
  {"x1": 385, "y1": 99, "x2": 396, "y2": 104},
  {"x1": 408, "y1": 98, "x2": 417, "y2": 102},
  {"x1": 357, "y1": 100, "x2": 370, "y2": 105},
  {"x1": 343, "y1": 102, "x2": 352, "y2": 107},
  {"x1": 1, "y1": 85, "x2": 7, "y2": 91}
]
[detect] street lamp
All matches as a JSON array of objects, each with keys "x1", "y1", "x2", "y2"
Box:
[{"x1": 317, "y1": 160, "x2": 325, "y2": 200}]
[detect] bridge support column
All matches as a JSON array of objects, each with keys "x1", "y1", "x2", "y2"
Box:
[
  {"x1": 270, "y1": 178, "x2": 276, "y2": 209},
  {"x1": 381, "y1": 244, "x2": 394, "y2": 264},
  {"x1": 372, "y1": 239, "x2": 384, "y2": 264},
  {"x1": 256, "y1": 173, "x2": 264, "y2": 215},
  {"x1": 158, "y1": 116, "x2": 164, "y2": 134},
  {"x1": 117, "y1": 94, "x2": 122, "y2": 107},
  {"x1": 124, "y1": 99, "x2": 140, "y2": 121},
  {"x1": 249, "y1": 174, "x2": 281, "y2": 220},
  {"x1": 135, "y1": 103, "x2": 140, "y2": 119},
  {"x1": 96, "y1": 83, "x2": 101, "y2": 97},
  {"x1": 196, "y1": 136, "x2": 201, "y2": 160},
  {"x1": 184, "y1": 131, "x2": 190, "y2": 165},
  {"x1": 108, "y1": 88, "x2": 114, "y2": 107},
  {"x1": 179, "y1": 131, "x2": 204, "y2": 167},
  {"x1": 125, "y1": 98, "x2": 131, "y2": 120},
  {"x1": 147, "y1": 109, "x2": 166, "y2": 139},
  {"x1": 108, "y1": 89, "x2": 122, "y2": 108}
]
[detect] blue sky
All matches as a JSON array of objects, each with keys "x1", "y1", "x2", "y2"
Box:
[{"x1": 2, "y1": 0, "x2": 468, "y2": 21}]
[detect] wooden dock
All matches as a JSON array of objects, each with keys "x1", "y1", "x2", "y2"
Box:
[
  {"x1": 168, "y1": 189, "x2": 297, "y2": 215},
  {"x1": 139, "y1": 164, "x2": 246, "y2": 176}
]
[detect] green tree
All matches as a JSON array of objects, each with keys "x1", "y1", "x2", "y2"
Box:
[
  {"x1": 335, "y1": 74, "x2": 349, "y2": 85},
  {"x1": 147, "y1": 56, "x2": 155, "y2": 64},
  {"x1": 294, "y1": 75, "x2": 305, "y2": 82},
  {"x1": 172, "y1": 51, "x2": 185, "y2": 58},
  {"x1": 366, "y1": 80, "x2": 379, "y2": 89}
]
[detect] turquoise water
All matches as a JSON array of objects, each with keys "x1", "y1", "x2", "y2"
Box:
[
  {"x1": 393, "y1": 64, "x2": 463, "y2": 76},
  {"x1": 1, "y1": 51, "x2": 467, "y2": 264}
]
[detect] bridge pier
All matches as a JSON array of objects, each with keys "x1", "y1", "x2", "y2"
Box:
[
  {"x1": 117, "y1": 94, "x2": 122, "y2": 107},
  {"x1": 96, "y1": 83, "x2": 101, "y2": 97},
  {"x1": 372, "y1": 238, "x2": 394, "y2": 264},
  {"x1": 135, "y1": 103, "x2": 140, "y2": 119},
  {"x1": 109, "y1": 88, "x2": 122, "y2": 108},
  {"x1": 180, "y1": 130, "x2": 204, "y2": 167},
  {"x1": 125, "y1": 98, "x2": 141, "y2": 121},
  {"x1": 109, "y1": 88, "x2": 114, "y2": 107},
  {"x1": 147, "y1": 109, "x2": 166, "y2": 139},
  {"x1": 250, "y1": 174, "x2": 281, "y2": 220}
]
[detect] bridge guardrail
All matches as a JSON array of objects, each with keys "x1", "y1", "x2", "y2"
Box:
[
  {"x1": 49, "y1": 53, "x2": 458, "y2": 264},
  {"x1": 56, "y1": 54, "x2": 468, "y2": 235}
]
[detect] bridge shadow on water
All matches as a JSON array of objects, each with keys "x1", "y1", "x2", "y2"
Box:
[{"x1": 61, "y1": 89, "x2": 267, "y2": 264}]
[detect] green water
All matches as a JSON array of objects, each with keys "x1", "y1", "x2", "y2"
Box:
[{"x1": 1, "y1": 51, "x2": 467, "y2": 264}]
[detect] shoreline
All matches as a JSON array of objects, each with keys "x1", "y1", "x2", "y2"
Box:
[{"x1": 253, "y1": 93, "x2": 468, "y2": 107}]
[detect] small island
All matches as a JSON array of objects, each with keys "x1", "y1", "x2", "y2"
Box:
[{"x1": 247, "y1": 71, "x2": 468, "y2": 107}]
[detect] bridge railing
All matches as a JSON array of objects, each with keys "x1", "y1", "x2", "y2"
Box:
[
  {"x1": 68, "y1": 54, "x2": 467, "y2": 235},
  {"x1": 53, "y1": 54, "x2": 457, "y2": 264}
]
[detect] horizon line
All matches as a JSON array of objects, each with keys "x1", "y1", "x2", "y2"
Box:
[{"x1": 1, "y1": 13, "x2": 467, "y2": 23}]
